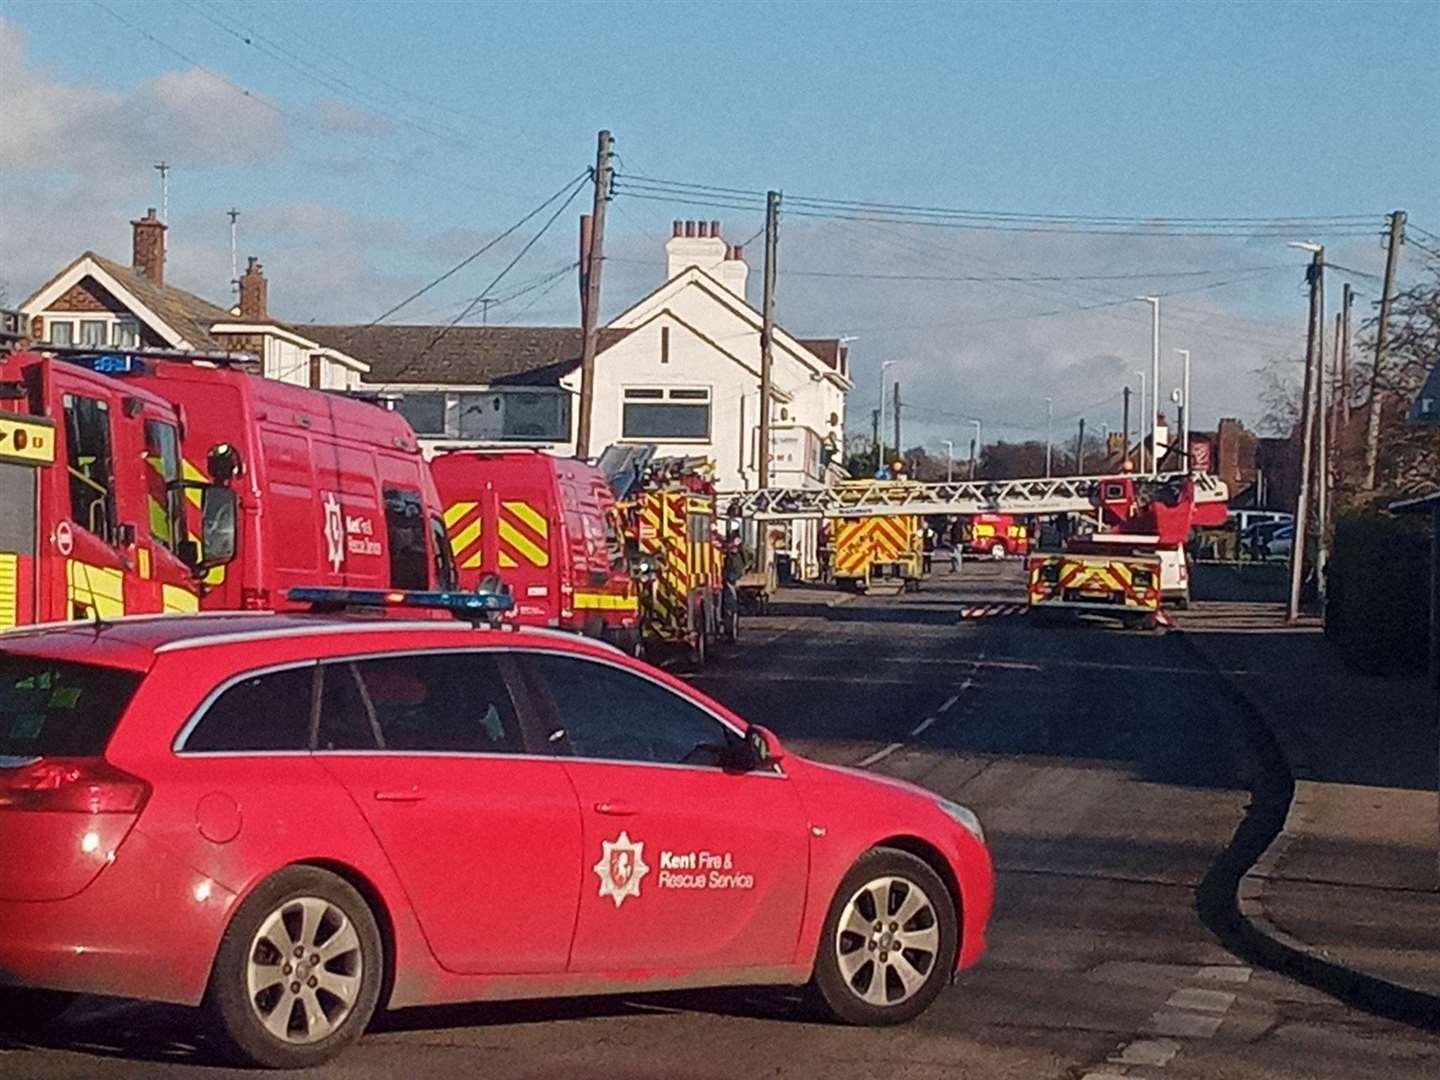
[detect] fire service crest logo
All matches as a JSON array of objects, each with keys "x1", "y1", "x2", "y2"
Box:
[
  {"x1": 323, "y1": 492, "x2": 345, "y2": 573},
  {"x1": 593, "y1": 831, "x2": 650, "y2": 909}
]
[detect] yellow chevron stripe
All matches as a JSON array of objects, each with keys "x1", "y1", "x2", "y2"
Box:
[
  {"x1": 0, "y1": 553, "x2": 16, "y2": 629},
  {"x1": 575, "y1": 592, "x2": 639, "y2": 611},
  {"x1": 66, "y1": 560, "x2": 125, "y2": 620},
  {"x1": 498, "y1": 519, "x2": 549, "y2": 567},
  {"x1": 181, "y1": 458, "x2": 207, "y2": 509},
  {"x1": 162, "y1": 583, "x2": 199, "y2": 613},
  {"x1": 443, "y1": 501, "x2": 477, "y2": 528},
  {"x1": 502, "y1": 499, "x2": 549, "y2": 538},
  {"x1": 499, "y1": 551, "x2": 518, "y2": 569},
  {"x1": 450, "y1": 519, "x2": 482, "y2": 560}
]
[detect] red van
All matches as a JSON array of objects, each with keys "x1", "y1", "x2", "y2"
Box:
[
  {"x1": 430, "y1": 451, "x2": 638, "y2": 652},
  {"x1": 118, "y1": 359, "x2": 455, "y2": 610}
]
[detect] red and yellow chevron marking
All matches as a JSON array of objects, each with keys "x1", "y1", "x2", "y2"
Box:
[
  {"x1": 498, "y1": 499, "x2": 550, "y2": 570},
  {"x1": 1027, "y1": 556, "x2": 1160, "y2": 611},
  {"x1": 832, "y1": 516, "x2": 918, "y2": 579},
  {"x1": 444, "y1": 500, "x2": 483, "y2": 570}
]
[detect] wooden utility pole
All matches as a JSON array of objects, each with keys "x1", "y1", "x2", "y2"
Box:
[
  {"x1": 871, "y1": 409, "x2": 880, "y2": 472},
  {"x1": 758, "y1": 190, "x2": 780, "y2": 489},
  {"x1": 1363, "y1": 210, "x2": 1406, "y2": 490},
  {"x1": 575, "y1": 130, "x2": 613, "y2": 460},
  {"x1": 1340, "y1": 282, "x2": 1353, "y2": 427},
  {"x1": 1122, "y1": 386, "x2": 1131, "y2": 467},
  {"x1": 892, "y1": 381, "x2": 901, "y2": 461},
  {"x1": 1288, "y1": 247, "x2": 1323, "y2": 624},
  {"x1": 1076, "y1": 417, "x2": 1086, "y2": 475},
  {"x1": 1314, "y1": 275, "x2": 1329, "y2": 605}
]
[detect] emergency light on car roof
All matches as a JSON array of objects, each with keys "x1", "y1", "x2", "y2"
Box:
[
  {"x1": 77, "y1": 353, "x2": 148, "y2": 376},
  {"x1": 285, "y1": 585, "x2": 515, "y2": 625}
]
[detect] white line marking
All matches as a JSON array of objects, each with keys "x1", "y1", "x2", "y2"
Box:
[
  {"x1": 1108, "y1": 1039, "x2": 1180, "y2": 1067},
  {"x1": 857, "y1": 742, "x2": 904, "y2": 768},
  {"x1": 910, "y1": 716, "x2": 936, "y2": 736},
  {"x1": 1148, "y1": 1009, "x2": 1224, "y2": 1039},
  {"x1": 1167, "y1": 987, "x2": 1235, "y2": 1013},
  {"x1": 938, "y1": 694, "x2": 960, "y2": 713}
]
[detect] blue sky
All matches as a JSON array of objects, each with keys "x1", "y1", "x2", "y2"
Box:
[{"x1": 2, "y1": 0, "x2": 1437, "y2": 446}]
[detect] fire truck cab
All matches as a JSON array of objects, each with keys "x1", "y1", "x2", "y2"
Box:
[
  {"x1": 966, "y1": 513, "x2": 1029, "y2": 559},
  {"x1": 0, "y1": 351, "x2": 234, "y2": 627},
  {"x1": 430, "y1": 451, "x2": 639, "y2": 653}
]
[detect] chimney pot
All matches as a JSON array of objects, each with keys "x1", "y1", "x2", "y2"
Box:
[
  {"x1": 685, "y1": 220, "x2": 696, "y2": 238},
  {"x1": 131, "y1": 208, "x2": 168, "y2": 287},
  {"x1": 697, "y1": 221, "x2": 708, "y2": 238},
  {"x1": 672, "y1": 220, "x2": 683, "y2": 237},
  {"x1": 732, "y1": 244, "x2": 744, "y2": 262},
  {"x1": 710, "y1": 220, "x2": 721, "y2": 238}
]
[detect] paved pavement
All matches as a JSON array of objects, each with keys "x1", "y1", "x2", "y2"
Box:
[
  {"x1": 5, "y1": 565, "x2": 1439, "y2": 1078},
  {"x1": 1173, "y1": 601, "x2": 1440, "y2": 1024}
]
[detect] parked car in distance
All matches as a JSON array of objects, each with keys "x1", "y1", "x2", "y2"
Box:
[{"x1": 0, "y1": 589, "x2": 993, "y2": 1069}]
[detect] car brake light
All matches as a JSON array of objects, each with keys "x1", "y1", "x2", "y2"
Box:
[{"x1": 0, "y1": 758, "x2": 151, "y2": 814}]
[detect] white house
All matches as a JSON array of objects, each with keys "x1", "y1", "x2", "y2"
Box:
[{"x1": 19, "y1": 209, "x2": 368, "y2": 391}]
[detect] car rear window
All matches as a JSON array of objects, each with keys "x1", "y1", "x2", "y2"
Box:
[{"x1": 0, "y1": 654, "x2": 143, "y2": 758}]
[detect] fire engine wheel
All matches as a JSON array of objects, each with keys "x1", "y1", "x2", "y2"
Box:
[{"x1": 809, "y1": 848, "x2": 958, "y2": 1026}]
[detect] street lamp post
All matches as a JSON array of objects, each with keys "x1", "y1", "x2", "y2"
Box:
[
  {"x1": 1044, "y1": 397, "x2": 1053, "y2": 478},
  {"x1": 1134, "y1": 369, "x2": 1148, "y2": 472},
  {"x1": 942, "y1": 439, "x2": 954, "y2": 482},
  {"x1": 1139, "y1": 296, "x2": 1161, "y2": 477},
  {"x1": 969, "y1": 419, "x2": 982, "y2": 479},
  {"x1": 1174, "y1": 348, "x2": 1191, "y2": 470}
]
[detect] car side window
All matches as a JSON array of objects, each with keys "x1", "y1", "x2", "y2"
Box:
[
  {"x1": 519, "y1": 652, "x2": 741, "y2": 767},
  {"x1": 183, "y1": 665, "x2": 316, "y2": 752},
  {"x1": 316, "y1": 653, "x2": 524, "y2": 754}
]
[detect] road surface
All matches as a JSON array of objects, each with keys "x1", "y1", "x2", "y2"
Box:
[{"x1": 5, "y1": 563, "x2": 1435, "y2": 1079}]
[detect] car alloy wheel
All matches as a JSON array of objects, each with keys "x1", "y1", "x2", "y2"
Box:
[
  {"x1": 246, "y1": 896, "x2": 363, "y2": 1044},
  {"x1": 206, "y1": 866, "x2": 382, "y2": 1069},
  {"x1": 811, "y1": 848, "x2": 958, "y2": 1026}
]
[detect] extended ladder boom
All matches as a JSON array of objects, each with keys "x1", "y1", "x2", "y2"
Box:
[{"x1": 720, "y1": 472, "x2": 1228, "y2": 520}]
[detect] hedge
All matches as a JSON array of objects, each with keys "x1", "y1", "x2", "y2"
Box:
[{"x1": 1325, "y1": 511, "x2": 1431, "y2": 675}]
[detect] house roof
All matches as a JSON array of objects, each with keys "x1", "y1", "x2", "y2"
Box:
[
  {"x1": 304, "y1": 324, "x2": 633, "y2": 387},
  {"x1": 78, "y1": 253, "x2": 234, "y2": 349}
]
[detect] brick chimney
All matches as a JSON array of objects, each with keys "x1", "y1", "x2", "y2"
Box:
[
  {"x1": 238, "y1": 257, "x2": 268, "y2": 321},
  {"x1": 131, "y1": 208, "x2": 166, "y2": 287},
  {"x1": 666, "y1": 219, "x2": 747, "y2": 300}
]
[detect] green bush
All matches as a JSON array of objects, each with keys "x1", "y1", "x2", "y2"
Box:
[{"x1": 1326, "y1": 511, "x2": 1431, "y2": 674}]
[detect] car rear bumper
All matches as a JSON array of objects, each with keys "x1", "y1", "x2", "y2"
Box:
[{"x1": 0, "y1": 828, "x2": 237, "y2": 1005}]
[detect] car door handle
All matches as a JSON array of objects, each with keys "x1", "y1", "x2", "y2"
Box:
[
  {"x1": 373, "y1": 787, "x2": 426, "y2": 803},
  {"x1": 593, "y1": 800, "x2": 638, "y2": 816}
]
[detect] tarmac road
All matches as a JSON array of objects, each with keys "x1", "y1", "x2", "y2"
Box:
[{"x1": 5, "y1": 563, "x2": 1436, "y2": 1079}]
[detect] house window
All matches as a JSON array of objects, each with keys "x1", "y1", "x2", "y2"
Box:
[
  {"x1": 622, "y1": 387, "x2": 711, "y2": 441},
  {"x1": 79, "y1": 320, "x2": 107, "y2": 347},
  {"x1": 48, "y1": 320, "x2": 74, "y2": 346},
  {"x1": 112, "y1": 319, "x2": 139, "y2": 348}
]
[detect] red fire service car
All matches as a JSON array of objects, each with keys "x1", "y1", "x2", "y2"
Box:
[{"x1": 0, "y1": 588, "x2": 993, "y2": 1069}]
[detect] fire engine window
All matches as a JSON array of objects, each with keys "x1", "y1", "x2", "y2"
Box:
[
  {"x1": 605, "y1": 512, "x2": 626, "y2": 571},
  {"x1": 383, "y1": 487, "x2": 429, "y2": 590},
  {"x1": 143, "y1": 421, "x2": 186, "y2": 554},
  {"x1": 519, "y1": 653, "x2": 742, "y2": 768},
  {"x1": 429, "y1": 514, "x2": 457, "y2": 591},
  {"x1": 316, "y1": 654, "x2": 523, "y2": 755},
  {"x1": 182, "y1": 665, "x2": 315, "y2": 753},
  {"x1": 62, "y1": 394, "x2": 116, "y2": 543}
]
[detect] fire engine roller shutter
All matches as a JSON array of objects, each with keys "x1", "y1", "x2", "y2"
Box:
[{"x1": 0, "y1": 464, "x2": 38, "y2": 629}]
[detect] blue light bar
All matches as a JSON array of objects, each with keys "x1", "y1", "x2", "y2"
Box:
[
  {"x1": 86, "y1": 354, "x2": 146, "y2": 375},
  {"x1": 286, "y1": 587, "x2": 514, "y2": 619}
]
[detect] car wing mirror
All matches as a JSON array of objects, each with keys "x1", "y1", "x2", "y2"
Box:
[{"x1": 746, "y1": 724, "x2": 784, "y2": 768}]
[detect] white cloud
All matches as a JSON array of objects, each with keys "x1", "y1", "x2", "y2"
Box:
[{"x1": 0, "y1": 18, "x2": 284, "y2": 174}]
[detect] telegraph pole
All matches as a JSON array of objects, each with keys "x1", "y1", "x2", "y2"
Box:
[
  {"x1": 1340, "y1": 282, "x2": 1353, "y2": 427},
  {"x1": 871, "y1": 409, "x2": 880, "y2": 472},
  {"x1": 227, "y1": 208, "x2": 240, "y2": 300},
  {"x1": 1288, "y1": 246, "x2": 1323, "y2": 624},
  {"x1": 1363, "y1": 210, "x2": 1406, "y2": 490},
  {"x1": 892, "y1": 381, "x2": 901, "y2": 461},
  {"x1": 1076, "y1": 417, "x2": 1086, "y2": 475},
  {"x1": 1314, "y1": 274, "x2": 1329, "y2": 606},
  {"x1": 575, "y1": 130, "x2": 613, "y2": 460},
  {"x1": 1044, "y1": 397, "x2": 1054, "y2": 477},
  {"x1": 758, "y1": 190, "x2": 780, "y2": 489},
  {"x1": 1122, "y1": 386, "x2": 1132, "y2": 468}
]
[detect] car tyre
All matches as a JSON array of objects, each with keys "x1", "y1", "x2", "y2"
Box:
[
  {"x1": 0, "y1": 988, "x2": 76, "y2": 1033},
  {"x1": 204, "y1": 866, "x2": 383, "y2": 1070},
  {"x1": 810, "y1": 848, "x2": 958, "y2": 1027}
]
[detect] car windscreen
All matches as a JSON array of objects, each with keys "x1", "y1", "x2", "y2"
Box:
[{"x1": 0, "y1": 653, "x2": 143, "y2": 759}]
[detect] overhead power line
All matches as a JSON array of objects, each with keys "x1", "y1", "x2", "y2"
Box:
[{"x1": 368, "y1": 170, "x2": 588, "y2": 325}]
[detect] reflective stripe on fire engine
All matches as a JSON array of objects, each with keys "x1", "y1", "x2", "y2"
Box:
[
  {"x1": 443, "y1": 501, "x2": 484, "y2": 570},
  {"x1": 0, "y1": 416, "x2": 57, "y2": 466},
  {"x1": 498, "y1": 500, "x2": 549, "y2": 568},
  {"x1": 1028, "y1": 558, "x2": 1159, "y2": 611},
  {"x1": 179, "y1": 458, "x2": 226, "y2": 586},
  {"x1": 0, "y1": 553, "x2": 17, "y2": 628},
  {"x1": 574, "y1": 592, "x2": 640, "y2": 612},
  {"x1": 833, "y1": 517, "x2": 914, "y2": 577},
  {"x1": 66, "y1": 560, "x2": 125, "y2": 620},
  {"x1": 162, "y1": 583, "x2": 200, "y2": 613}
]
